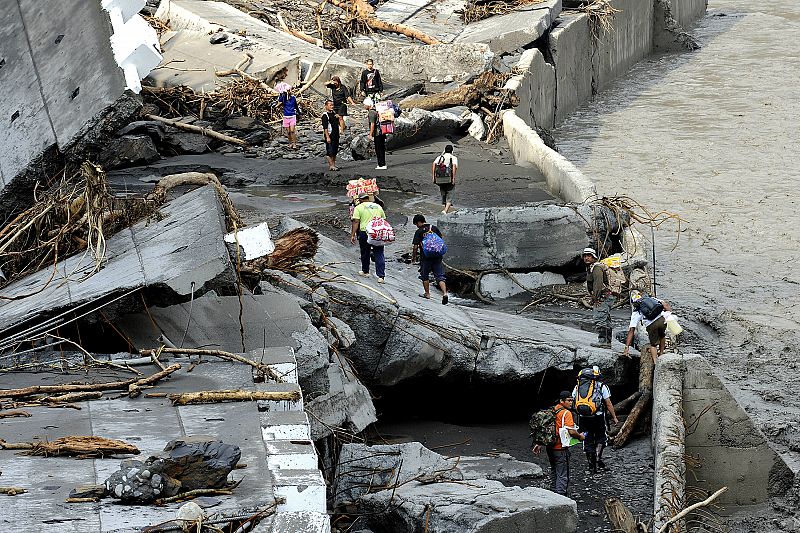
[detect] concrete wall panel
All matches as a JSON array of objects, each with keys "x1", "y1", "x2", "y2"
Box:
[
  {"x1": 508, "y1": 49, "x2": 556, "y2": 130},
  {"x1": 592, "y1": 0, "x2": 654, "y2": 92},
  {"x1": 549, "y1": 14, "x2": 593, "y2": 124},
  {"x1": 670, "y1": 0, "x2": 707, "y2": 29},
  {"x1": 19, "y1": 0, "x2": 126, "y2": 148}
]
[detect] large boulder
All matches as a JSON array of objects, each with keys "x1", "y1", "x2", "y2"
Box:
[
  {"x1": 97, "y1": 134, "x2": 160, "y2": 169},
  {"x1": 350, "y1": 108, "x2": 466, "y2": 159},
  {"x1": 104, "y1": 459, "x2": 182, "y2": 503},
  {"x1": 159, "y1": 437, "x2": 241, "y2": 491}
]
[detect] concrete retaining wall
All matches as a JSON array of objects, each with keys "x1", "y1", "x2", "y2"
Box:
[
  {"x1": 592, "y1": 0, "x2": 655, "y2": 92},
  {"x1": 505, "y1": 49, "x2": 556, "y2": 130},
  {"x1": 548, "y1": 14, "x2": 594, "y2": 124},
  {"x1": 652, "y1": 353, "x2": 793, "y2": 530},
  {"x1": 502, "y1": 111, "x2": 596, "y2": 203},
  {"x1": 671, "y1": 0, "x2": 708, "y2": 29}
]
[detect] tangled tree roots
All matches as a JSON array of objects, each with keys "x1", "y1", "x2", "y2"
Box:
[{"x1": 462, "y1": 0, "x2": 548, "y2": 23}]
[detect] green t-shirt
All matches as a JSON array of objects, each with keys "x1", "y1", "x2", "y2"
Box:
[{"x1": 352, "y1": 202, "x2": 386, "y2": 231}]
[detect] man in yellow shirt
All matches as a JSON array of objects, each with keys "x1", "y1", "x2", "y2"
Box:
[{"x1": 351, "y1": 192, "x2": 386, "y2": 282}]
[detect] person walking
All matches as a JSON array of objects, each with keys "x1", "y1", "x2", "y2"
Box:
[
  {"x1": 572, "y1": 366, "x2": 618, "y2": 475},
  {"x1": 321, "y1": 100, "x2": 340, "y2": 171},
  {"x1": 583, "y1": 247, "x2": 614, "y2": 347},
  {"x1": 411, "y1": 214, "x2": 449, "y2": 305},
  {"x1": 365, "y1": 98, "x2": 387, "y2": 170},
  {"x1": 359, "y1": 58, "x2": 384, "y2": 100},
  {"x1": 623, "y1": 290, "x2": 672, "y2": 364},
  {"x1": 432, "y1": 145, "x2": 458, "y2": 214},
  {"x1": 351, "y1": 192, "x2": 386, "y2": 283},
  {"x1": 532, "y1": 391, "x2": 585, "y2": 496},
  {"x1": 277, "y1": 86, "x2": 299, "y2": 150},
  {"x1": 325, "y1": 76, "x2": 354, "y2": 131}
]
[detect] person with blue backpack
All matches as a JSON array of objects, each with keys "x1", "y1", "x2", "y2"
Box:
[
  {"x1": 623, "y1": 290, "x2": 671, "y2": 364},
  {"x1": 411, "y1": 214, "x2": 449, "y2": 305}
]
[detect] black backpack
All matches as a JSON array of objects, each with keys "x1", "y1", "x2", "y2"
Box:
[{"x1": 637, "y1": 296, "x2": 664, "y2": 320}]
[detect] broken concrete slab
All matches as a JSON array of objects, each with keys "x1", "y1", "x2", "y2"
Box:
[
  {"x1": 1, "y1": 0, "x2": 158, "y2": 217},
  {"x1": 157, "y1": 0, "x2": 362, "y2": 91},
  {"x1": 457, "y1": 453, "x2": 543, "y2": 481},
  {"x1": 435, "y1": 204, "x2": 589, "y2": 271},
  {"x1": 148, "y1": 29, "x2": 299, "y2": 92},
  {"x1": 478, "y1": 271, "x2": 566, "y2": 300},
  {"x1": 306, "y1": 231, "x2": 627, "y2": 388},
  {"x1": 455, "y1": 0, "x2": 562, "y2": 52},
  {"x1": 0, "y1": 185, "x2": 233, "y2": 333},
  {"x1": 357, "y1": 479, "x2": 577, "y2": 532},
  {"x1": 375, "y1": 0, "x2": 466, "y2": 43},
  {"x1": 340, "y1": 41, "x2": 494, "y2": 82},
  {"x1": 351, "y1": 108, "x2": 466, "y2": 159}
]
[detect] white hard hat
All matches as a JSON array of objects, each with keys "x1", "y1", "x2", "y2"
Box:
[{"x1": 582, "y1": 247, "x2": 598, "y2": 259}]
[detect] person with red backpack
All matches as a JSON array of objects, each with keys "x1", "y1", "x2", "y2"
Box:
[
  {"x1": 351, "y1": 192, "x2": 387, "y2": 282},
  {"x1": 531, "y1": 391, "x2": 585, "y2": 495},
  {"x1": 411, "y1": 214, "x2": 448, "y2": 305}
]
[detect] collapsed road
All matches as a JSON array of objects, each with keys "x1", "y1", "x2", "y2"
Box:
[{"x1": 2, "y1": 0, "x2": 797, "y2": 532}]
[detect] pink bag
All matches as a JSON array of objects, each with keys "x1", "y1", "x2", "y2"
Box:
[
  {"x1": 380, "y1": 121, "x2": 394, "y2": 135},
  {"x1": 365, "y1": 217, "x2": 395, "y2": 246}
]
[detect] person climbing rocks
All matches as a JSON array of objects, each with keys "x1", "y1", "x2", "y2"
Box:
[
  {"x1": 583, "y1": 247, "x2": 614, "y2": 348},
  {"x1": 623, "y1": 290, "x2": 672, "y2": 364},
  {"x1": 321, "y1": 99, "x2": 340, "y2": 171},
  {"x1": 411, "y1": 214, "x2": 448, "y2": 305},
  {"x1": 431, "y1": 145, "x2": 458, "y2": 214},
  {"x1": 351, "y1": 192, "x2": 386, "y2": 283},
  {"x1": 364, "y1": 98, "x2": 387, "y2": 170},
  {"x1": 531, "y1": 391, "x2": 584, "y2": 495},
  {"x1": 359, "y1": 58, "x2": 384, "y2": 100},
  {"x1": 572, "y1": 367, "x2": 618, "y2": 475}
]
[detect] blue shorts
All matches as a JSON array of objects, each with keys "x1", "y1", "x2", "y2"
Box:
[{"x1": 419, "y1": 257, "x2": 445, "y2": 282}]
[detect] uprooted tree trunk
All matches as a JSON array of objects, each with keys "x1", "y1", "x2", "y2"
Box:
[
  {"x1": 402, "y1": 71, "x2": 515, "y2": 112},
  {"x1": 327, "y1": 0, "x2": 442, "y2": 44},
  {"x1": 147, "y1": 172, "x2": 242, "y2": 231},
  {"x1": 613, "y1": 351, "x2": 654, "y2": 448}
]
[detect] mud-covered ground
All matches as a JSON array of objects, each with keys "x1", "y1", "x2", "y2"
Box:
[{"x1": 554, "y1": 0, "x2": 800, "y2": 529}]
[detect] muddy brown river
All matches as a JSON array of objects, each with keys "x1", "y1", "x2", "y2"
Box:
[{"x1": 554, "y1": 0, "x2": 800, "y2": 518}]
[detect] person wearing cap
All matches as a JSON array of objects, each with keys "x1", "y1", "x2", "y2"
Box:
[
  {"x1": 532, "y1": 391, "x2": 584, "y2": 495},
  {"x1": 572, "y1": 366, "x2": 618, "y2": 474},
  {"x1": 364, "y1": 98, "x2": 387, "y2": 170},
  {"x1": 351, "y1": 192, "x2": 386, "y2": 282},
  {"x1": 623, "y1": 290, "x2": 671, "y2": 364},
  {"x1": 582, "y1": 247, "x2": 614, "y2": 348}
]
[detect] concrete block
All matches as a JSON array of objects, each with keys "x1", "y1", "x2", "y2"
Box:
[
  {"x1": 339, "y1": 42, "x2": 494, "y2": 82},
  {"x1": 591, "y1": 0, "x2": 654, "y2": 92},
  {"x1": 251, "y1": 347, "x2": 299, "y2": 384},
  {"x1": 456, "y1": 0, "x2": 562, "y2": 52},
  {"x1": 259, "y1": 383, "x2": 304, "y2": 412},
  {"x1": 272, "y1": 469, "x2": 327, "y2": 513},
  {"x1": 479, "y1": 271, "x2": 566, "y2": 300},
  {"x1": 669, "y1": 0, "x2": 707, "y2": 29},
  {"x1": 149, "y1": 30, "x2": 298, "y2": 92},
  {"x1": 271, "y1": 511, "x2": 332, "y2": 533},
  {"x1": 265, "y1": 440, "x2": 318, "y2": 471},
  {"x1": 549, "y1": 13, "x2": 593, "y2": 124},
  {"x1": 507, "y1": 48, "x2": 556, "y2": 130},
  {"x1": 261, "y1": 411, "x2": 312, "y2": 441}
]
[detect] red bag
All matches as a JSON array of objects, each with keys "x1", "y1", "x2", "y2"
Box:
[{"x1": 365, "y1": 217, "x2": 395, "y2": 246}]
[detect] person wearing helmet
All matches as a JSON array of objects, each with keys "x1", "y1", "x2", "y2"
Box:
[
  {"x1": 582, "y1": 247, "x2": 614, "y2": 348},
  {"x1": 623, "y1": 290, "x2": 671, "y2": 363}
]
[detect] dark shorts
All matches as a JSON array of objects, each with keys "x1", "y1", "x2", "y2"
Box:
[
  {"x1": 325, "y1": 135, "x2": 339, "y2": 157},
  {"x1": 419, "y1": 257, "x2": 446, "y2": 282},
  {"x1": 438, "y1": 183, "x2": 454, "y2": 205},
  {"x1": 646, "y1": 316, "x2": 667, "y2": 345},
  {"x1": 337, "y1": 103, "x2": 348, "y2": 116}
]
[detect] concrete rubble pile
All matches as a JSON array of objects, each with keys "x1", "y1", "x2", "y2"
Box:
[{"x1": 334, "y1": 442, "x2": 575, "y2": 532}]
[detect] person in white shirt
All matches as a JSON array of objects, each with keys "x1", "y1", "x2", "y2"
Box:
[
  {"x1": 431, "y1": 145, "x2": 458, "y2": 214},
  {"x1": 572, "y1": 367, "x2": 618, "y2": 473},
  {"x1": 623, "y1": 290, "x2": 672, "y2": 363}
]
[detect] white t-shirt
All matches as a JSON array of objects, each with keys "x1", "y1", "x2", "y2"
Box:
[
  {"x1": 434, "y1": 153, "x2": 458, "y2": 167},
  {"x1": 629, "y1": 305, "x2": 666, "y2": 329}
]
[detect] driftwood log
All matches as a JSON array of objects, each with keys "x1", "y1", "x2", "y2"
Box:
[
  {"x1": 0, "y1": 487, "x2": 27, "y2": 496},
  {"x1": 613, "y1": 352, "x2": 654, "y2": 448},
  {"x1": 0, "y1": 410, "x2": 31, "y2": 419},
  {"x1": 140, "y1": 348, "x2": 284, "y2": 383},
  {"x1": 169, "y1": 389, "x2": 301, "y2": 406},
  {"x1": 143, "y1": 114, "x2": 248, "y2": 146},
  {"x1": 276, "y1": 12, "x2": 323, "y2": 46},
  {"x1": 146, "y1": 172, "x2": 242, "y2": 231},
  {"x1": 17, "y1": 436, "x2": 139, "y2": 458},
  {"x1": 0, "y1": 364, "x2": 180, "y2": 400},
  {"x1": 402, "y1": 71, "x2": 515, "y2": 113},
  {"x1": 327, "y1": 0, "x2": 442, "y2": 44}
]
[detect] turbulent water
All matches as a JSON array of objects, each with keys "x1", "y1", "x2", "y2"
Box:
[{"x1": 554, "y1": 0, "x2": 800, "y2": 506}]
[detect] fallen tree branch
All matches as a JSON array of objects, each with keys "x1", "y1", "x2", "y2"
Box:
[
  {"x1": 0, "y1": 487, "x2": 26, "y2": 496},
  {"x1": 143, "y1": 114, "x2": 248, "y2": 146},
  {"x1": 42, "y1": 391, "x2": 103, "y2": 404},
  {"x1": 277, "y1": 12, "x2": 324, "y2": 46},
  {"x1": 604, "y1": 497, "x2": 638, "y2": 533},
  {"x1": 327, "y1": 0, "x2": 442, "y2": 44},
  {"x1": 656, "y1": 486, "x2": 728, "y2": 533},
  {"x1": 146, "y1": 172, "x2": 242, "y2": 231},
  {"x1": 141, "y1": 348, "x2": 284, "y2": 383},
  {"x1": 18, "y1": 436, "x2": 140, "y2": 458},
  {"x1": 154, "y1": 487, "x2": 234, "y2": 504},
  {"x1": 0, "y1": 364, "x2": 180, "y2": 399},
  {"x1": 0, "y1": 410, "x2": 31, "y2": 419},
  {"x1": 296, "y1": 49, "x2": 337, "y2": 96},
  {"x1": 168, "y1": 389, "x2": 300, "y2": 405}
]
